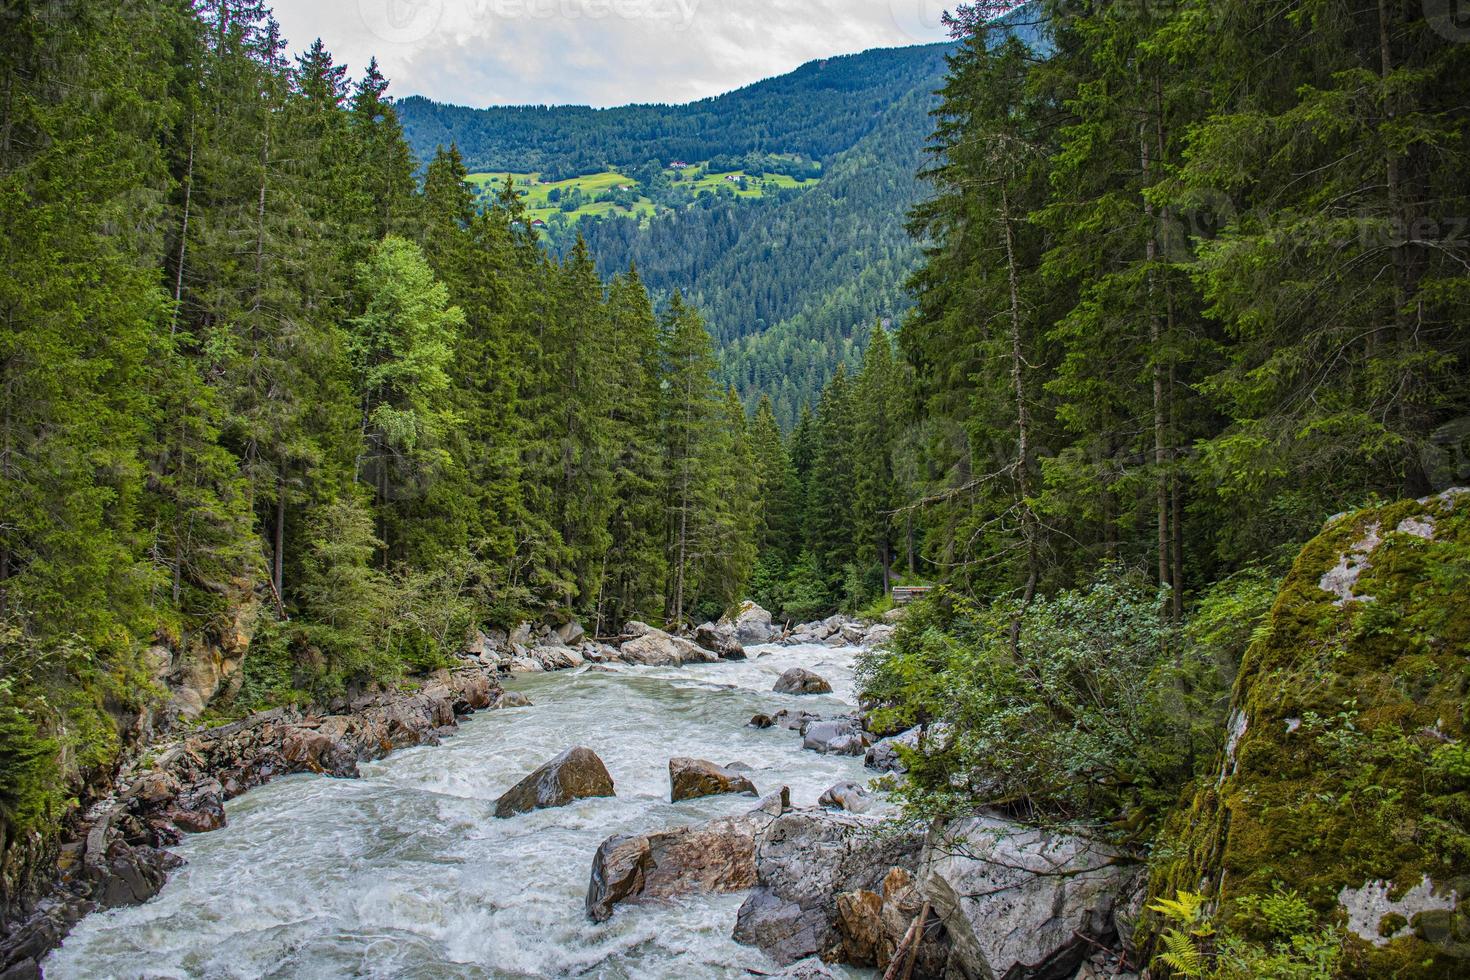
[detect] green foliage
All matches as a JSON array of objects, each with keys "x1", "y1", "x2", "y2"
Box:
[
  {"x1": 858, "y1": 568, "x2": 1230, "y2": 839},
  {"x1": 778, "y1": 551, "x2": 834, "y2": 623},
  {"x1": 0, "y1": 700, "x2": 62, "y2": 837},
  {"x1": 1149, "y1": 887, "x2": 1342, "y2": 980}
]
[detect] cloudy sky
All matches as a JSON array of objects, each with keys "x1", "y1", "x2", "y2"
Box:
[{"x1": 270, "y1": 0, "x2": 955, "y2": 108}]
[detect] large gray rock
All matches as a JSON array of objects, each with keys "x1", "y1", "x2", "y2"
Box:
[
  {"x1": 818, "y1": 781, "x2": 872, "y2": 814},
  {"x1": 774, "y1": 667, "x2": 832, "y2": 696},
  {"x1": 731, "y1": 601, "x2": 775, "y2": 644},
  {"x1": 555, "y1": 619, "x2": 586, "y2": 645},
  {"x1": 920, "y1": 815, "x2": 1135, "y2": 980},
  {"x1": 586, "y1": 795, "x2": 789, "y2": 921},
  {"x1": 802, "y1": 719, "x2": 867, "y2": 756},
  {"x1": 619, "y1": 623, "x2": 716, "y2": 666},
  {"x1": 694, "y1": 621, "x2": 746, "y2": 660},
  {"x1": 669, "y1": 757, "x2": 758, "y2": 802},
  {"x1": 529, "y1": 644, "x2": 584, "y2": 671},
  {"x1": 732, "y1": 809, "x2": 923, "y2": 965},
  {"x1": 861, "y1": 623, "x2": 896, "y2": 648},
  {"x1": 865, "y1": 727, "x2": 921, "y2": 773},
  {"x1": 772, "y1": 708, "x2": 822, "y2": 732},
  {"x1": 768, "y1": 959, "x2": 839, "y2": 979},
  {"x1": 493, "y1": 746, "x2": 615, "y2": 818}
]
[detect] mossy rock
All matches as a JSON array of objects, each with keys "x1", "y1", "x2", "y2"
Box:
[{"x1": 1147, "y1": 490, "x2": 1470, "y2": 977}]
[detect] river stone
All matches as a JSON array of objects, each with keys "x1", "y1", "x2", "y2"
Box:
[
  {"x1": 694, "y1": 621, "x2": 746, "y2": 660},
  {"x1": 920, "y1": 815, "x2": 1133, "y2": 980},
  {"x1": 818, "y1": 781, "x2": 872, "y2": 814},
  {"x1": 773, "y1": 668, "x2": 832, "y2": 696},
  {"x1": 618, "y1": 623, "x2": 714, "y2": 666},
  {"x1": 494, "y1": 746, "x2": 615, "y2": 818},
  {"x1": 803, "y1": 719, "x2": 866, "y2": 756},
  {"x1": 772, "y1": 708, "x2": 821, "y2": 732},
  {"x1": 529, "y1": 644, "x2": 584, "y2": 671},
  {"x1": 768, "y1": 958, "x2": 839, "y2": 979},
  {"x1": 587, "y1": 809, "x2": 781, "y2": 921},
  {"x1": 834, "y1": 865, "x2": 945, "y2": 973},
  {"x1": 865, "y1": 727, "x2": 921, "y2": 773},
  {"x1": 670, "y1": 757, "x2": 758, "y2": 802},
  {"x1": 861, "y1": 623, "x2": 896, "y2": 648},
  {"x1": 732, "y1": 808, "x2": 923, "y2": 965},
  {"x1": 730, "y1": 601, "x2": 775, "y2": 644},
  {"x1": 493, "y1": 690, "x2": 532, "y2": 708}
]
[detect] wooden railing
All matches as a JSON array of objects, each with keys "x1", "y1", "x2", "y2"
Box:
[{"x1": 890, "y1": 586, "x2": 932, "y2": 606}]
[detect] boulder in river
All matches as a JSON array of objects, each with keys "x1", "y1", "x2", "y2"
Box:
[
  {"x1": 493, "y1": 690, "x2": 532, "y2": 708},
  {"x1": 802, "y1": 719, "x2": 867, "y2": 756},
  {"x1": 493, "y1": 746, "x2": 615, "y2": 818},
  {"x1": 529, "y1": 644, "x2": 584, "y2": 671},
  {"x1": 618, "y1": 622, "x2": 715, "y2": 666},
  {"x1": 768, "y1": 959, "x2": 839, "y2": 979},
  {"x1": 669, "y1": 757, "x2": 758, "y2": 802},
  {"x1": 586, "y1": 801, "x2": 787, "y2": 921},
  {"x1": 773, "y1": 667, "x2": 832, "y2": 696},
  {"x1": 748, "y1": 713, "x2": 774, "y2": 729},
  {"x1": 729, "y1": 600, "x2": 775, "y2": 644},
  {"x1": 732, "y1": 808, "x2": 923, "y2": 965},
  {"x1": 818, "y1": 781, "x2": 872, "y2": 814},
  {"x1": 772, "y1": 708, "x2": 821, "y2": 732},
  {"x1": 693, "y1": 621, "x2": 746, "y2": 660},
  {"x1": 864, "y1": 727, "x2": 920, "y2": 773}
]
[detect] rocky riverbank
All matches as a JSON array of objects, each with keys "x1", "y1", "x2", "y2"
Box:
[
  {"x1": 1, "y1": 604, "x2": 893, "y2": 978},
  {"x1": 0, "y1": 664, "x2": 514, "y2": 980},
  {"x1": 586, "y1": 794, "x2": 1144, "y2": 979}
]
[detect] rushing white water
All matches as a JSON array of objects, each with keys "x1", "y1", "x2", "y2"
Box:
[{"x1": 47, "y1": 644, "x2": 878, "y2": 979}]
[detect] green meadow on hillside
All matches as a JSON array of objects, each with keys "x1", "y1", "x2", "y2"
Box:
[{"x1": 466, "y1": 160, "x2": 818, "y2": 226}]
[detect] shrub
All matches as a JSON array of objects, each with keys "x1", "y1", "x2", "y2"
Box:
[{"x1": 858, "y1": 566, "x2": 1230, "y2": 839}]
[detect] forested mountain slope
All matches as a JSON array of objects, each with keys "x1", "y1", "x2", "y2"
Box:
[
  {"x1": 398, "y1": 43, "x2": 953, "y2": 425},
  {"x1": 397, "y1": 43, "x2": 952, "y2": 178}
]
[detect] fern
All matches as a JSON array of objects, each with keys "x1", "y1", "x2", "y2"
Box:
[
  {"x1": 1150, "y1": 890, "x2": 1215, "y2": 978},
  {"x1": 1157, "y1": 927, "x2": 1207, "y2": 978}
]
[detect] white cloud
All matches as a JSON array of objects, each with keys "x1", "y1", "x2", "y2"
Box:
[{"x1": 269, "y1": 0, "x2": 954, "y2": 107}]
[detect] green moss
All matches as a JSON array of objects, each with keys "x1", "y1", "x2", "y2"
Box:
[{"x1": 1146, "y1": 492, "x2": 1470, "y2": 978}]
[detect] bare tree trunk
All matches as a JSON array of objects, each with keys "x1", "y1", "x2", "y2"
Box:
[
  {"x1": 1141, "y1": 120, "x2": 1170, "y2": 601},
  {"x1": 272, "y1": 471, "x2": 286, "y2": 616},
  {"x1": 1000, "y1": 187, "x2": 1038, "y2": 649},
  {"x1": 1377, "y1": 0, "x2": 1429, "y2": 495},
  {"x1": 906, "y1": 516, "x2": 916, "y2": 575},
  {"x1": 170, "y1": 124, "x2": 194, "y2": 338},
  {"x1": 0, "y1": 347, "x2": 11, "y2": 613}
]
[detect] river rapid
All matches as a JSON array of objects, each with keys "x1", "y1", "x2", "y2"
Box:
[{"x1": 46, "y1": 644, "x2": 876, "y2": 979}]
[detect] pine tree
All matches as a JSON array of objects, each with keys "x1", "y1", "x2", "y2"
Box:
[
  {"x1": 851, "y1": 324, "x2": 901, "y2": 597},
  {"x1": 805, "y1": 365, "x2": 857, "y2": 599},
  {"x1": 597, "y1": 266, "x2": 668, "y2": 630},
  {"x1": 660, "y1": 292, "x2": 723, "y2": 624},
  {"x1": 347, "y1": 236, "x2": 463, "y2": 566}
]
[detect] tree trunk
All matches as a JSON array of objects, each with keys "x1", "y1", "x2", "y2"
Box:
[
  {"x1": 1000, "y1": 187, "x2": 1039, "y2": 648},
  {"x1": 272, "y1": 470, "x2": 286, "y2": 616},
  {"x1": 1141, "y1": 118, "x2": 1170, "y2": 600},
  {"x1": 170, "y1": 124, "x2": 194, "y2": 338}
]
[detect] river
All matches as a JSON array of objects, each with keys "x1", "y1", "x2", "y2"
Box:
[{"x1": 45, "y1": 643, "x2": 875, "y2": 979}]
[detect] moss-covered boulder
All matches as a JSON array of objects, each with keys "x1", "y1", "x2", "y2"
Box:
[{"x1": 1148, "y1": 490, "x2": 1470, "y2": 977}]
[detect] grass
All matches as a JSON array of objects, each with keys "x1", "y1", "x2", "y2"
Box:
[{"x1": 465, "y1": 160, "x2": 820, "y2": 225}]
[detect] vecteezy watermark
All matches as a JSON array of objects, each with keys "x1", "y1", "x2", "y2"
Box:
[
  {"x1": 888, "y1": 0, "x2": 952, "y2": 43},
  {"x1": 1425, "y1": 0, "x2": 1470, "y2": 42},
  {"x1": 359, "y1": 0, "x2": 701, "y2": 44},
  {"x1": 358, "y1": 0, "x2": 446, "y2": 45}
]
